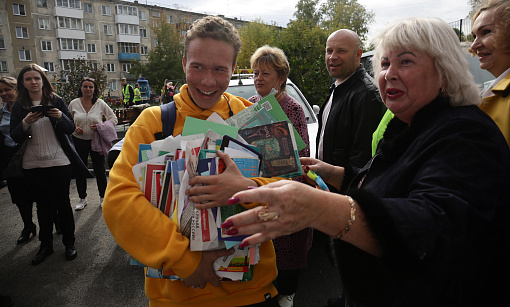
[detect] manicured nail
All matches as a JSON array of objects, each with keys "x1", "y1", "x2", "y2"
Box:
[
  {"x1": 226, "y1": 229, "x2": 238, "y2": 235},
  {"x1": 221, "y1": 221, "x2": 233, "y2": 228},
  {"x1": 239, "y1": 242, "x2": 249, "y2": 248},
  {"x1": 228, "y1": 197, "x2": 240, "y2": 205},
  {"x1": 247, "y1": 186, "x2": 258, "y2": 190}
]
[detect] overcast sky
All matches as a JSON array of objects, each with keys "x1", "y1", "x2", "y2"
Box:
[{"x1": 142, "y1": 0, "x2": 472, "y2": 40}]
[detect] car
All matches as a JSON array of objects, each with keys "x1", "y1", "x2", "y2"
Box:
[{"x1": 228, "y1": 74, "x2": 319, "y2": 158}]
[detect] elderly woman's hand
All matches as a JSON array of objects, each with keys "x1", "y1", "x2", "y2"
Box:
[
  {"x1": 221, "y1": 180, "x2": 325, "y2": 247},
  {"x1": 300, "y1": 157, "x2": 345, "y2": 190},
  {"x1": 187, "y1": 150, "x2": 258, "y2": 209}
]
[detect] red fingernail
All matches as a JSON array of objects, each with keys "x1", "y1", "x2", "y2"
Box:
[
  {"x1": 221, "y1": 221, "x2": 233, "y2": 228},
  {"x1": 239, "y1": 242, "x2": 249, "y2": 248},
  {"x1": 226, "y1": 229, "x2": 238, "y2": 235},
  {"x1": 304, "y1": 166, "x2": 310, "y2": 171},
  {"x1": 228, "y1": 197, "x2": 240, "y2": 205},
  {"x1": 247, "y1": 186, "x2": 258, "y2": 190}
]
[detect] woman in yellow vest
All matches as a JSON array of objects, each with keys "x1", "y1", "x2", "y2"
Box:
[{"x1": 133, "y1": 83, "x2": 142, "y2": 105}]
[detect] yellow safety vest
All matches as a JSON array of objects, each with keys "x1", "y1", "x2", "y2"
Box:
[
  {"x1": 134, "y1": 88, "x2": 142, "y2": 103},
  {"x1": 122, "y1": 84, "x2": 133, "y2": 103}
]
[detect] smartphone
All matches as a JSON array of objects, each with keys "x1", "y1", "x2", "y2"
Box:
[{"x1": 30, "y1": 105, "x2": 52, "y2": 116}]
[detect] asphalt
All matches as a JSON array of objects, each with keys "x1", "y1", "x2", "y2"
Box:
[{"x1": 0, "y1": 124, "x2": 342, "y2": 307}]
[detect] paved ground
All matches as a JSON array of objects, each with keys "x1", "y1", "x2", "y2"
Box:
[{"x1": 0, "y1": 125, "x2": 342, "y2": 306}]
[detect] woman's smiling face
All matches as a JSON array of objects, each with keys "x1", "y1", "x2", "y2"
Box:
[
  {"x1": 378, "y1": 49, "x2": 442, "y2": 124},
  {"x1": 471, "y1": 9, "x2": 510, "y2": 78}
]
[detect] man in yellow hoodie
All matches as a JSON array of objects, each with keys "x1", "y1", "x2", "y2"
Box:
[{"x1": 103, "y1": 16, "x2": 279, "y2": 307}]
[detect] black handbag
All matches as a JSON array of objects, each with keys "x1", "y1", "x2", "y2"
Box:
[{"x1": 2, "y1": 140, "x2": 28, "y2": 179}]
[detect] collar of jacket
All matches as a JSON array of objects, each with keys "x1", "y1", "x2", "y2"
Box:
[
  {"x1": 328, "y1": 65, "x2": 365, "y2": 94},
  {"x1": 379, "y1": 95, "x2": 451, "y2": 160}
]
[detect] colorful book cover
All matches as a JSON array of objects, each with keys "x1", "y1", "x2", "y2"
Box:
[
  {"x1": 238, "y1": 121, "x2": 302, "y2": 178},
  {"x1": 144, "y1": 163, "x2": 166, "y2": 207}
]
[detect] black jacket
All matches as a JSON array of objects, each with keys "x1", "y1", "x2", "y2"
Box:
[
  {"x1": 10, "y1": 96, "x2": 92, "y2": 179},
  {"x1": 338, "y1": 96, "x2": 510, "y2": 306},
  {"x1": 318, "y1": 65, "x2": 386, "y2": 191}
]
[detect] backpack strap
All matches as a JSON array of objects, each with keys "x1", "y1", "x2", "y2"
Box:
[{"x1": 154, "y1": 101, "x2": 176, "y2": 140}]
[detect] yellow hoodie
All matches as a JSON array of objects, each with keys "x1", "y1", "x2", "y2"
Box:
[{"x1": 103, "y1": 85, "x2": 278, "y2": 306}]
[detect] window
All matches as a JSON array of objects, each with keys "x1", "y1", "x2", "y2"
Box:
[
  {"x1": 102, "y1": 5, "x2": 111, "y2": 16},
  {"x1": 139, "y1": 11, "x2": 146, "y2": 20},
  {"x1": 0, "y1": 37, "x2": 5, "y2": 49},
  {"x1": 56, "y1": 0, "x2": 81, "y2": 9},
  {"x1": 13, "y1": 4, "x2": 26, "y2": 16},
  {"x1": 39, "y1": 18, "x2": 51, "y2": 30},
  {"x1": 105, "y1": 44, "x2": 114, "y2": 54},
  {"x1": 118, "y1": 42, "x2": 138, "y2": 54},
  {"x1": 83, "y1": 3, "x2": 93, "y2": 14},
  {"x1": 87, "y1": 43, "x2": 96, "y2": 53},
  {"x1": 89, "y1": 62, "x2": 98, "y2": 70},
  {"x1": 154, "y1": 38, "x2": 158, "y2": 47},
  {"x1": 85, "y1": 23, "x2": 95, "y2": 33},
  {"x1": 59, "y1": 38, "x2": 84, "y2": 51},
  {"x1": 57, "y1": 17, "x2": 83, "y2": 30},
  {"x1": 19, "y1": 50, "x2": 31, "y2": 61},
  {"x1": 152, "y1": 11, "x2": 160, "y2": 17},
  {"x1": 108, "y1": 80, "x2": 117, "y2": 91},
  {"x1": 167, "y1": 15, "x2": 173, "y2": 23},
  {"x1": 122, "y1": 63, "x2": 132, "y2": 73},
  {"x1": 16, "y1": 27, "x2": 29, "y2": 39},
  {"x1": 41, "y1": 40, "x2": 52, "y2": 51},
  {"x1": 140, "y1": 45, "x2": 148, "y2": 55},
  {"x1": 103, "y1": 25, "x2": 113, "y2": 35},
  {"x1": 37, "y1": 0, "x2": 47, "y2": 7},
  {"x1": 106, "y1": 63, "x2": 115, "y2": 72},
  {"x1": 140, "y1": 28, "x2": 147, "y2": 38},
  {"x1": 116, "y1": 5, "x2": 137, "y2": 16},
  {"x1": 118, "y1": 24, "x2": 138, "y2": 35},
  {"x1": 44, "y1": 62, "x2": 55, "y2": 72},
  {"x1": 0, "y1": 61, "x2": 7, "y2": 72}
]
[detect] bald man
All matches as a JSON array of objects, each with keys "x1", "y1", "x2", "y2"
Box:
[{"x1": 317, "y1": 29, "x2": 386, "y2": 192}]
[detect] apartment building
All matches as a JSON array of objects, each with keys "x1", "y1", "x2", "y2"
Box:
[{"x1": 0, "y1": 0, "x2": 247, "y2": 97}]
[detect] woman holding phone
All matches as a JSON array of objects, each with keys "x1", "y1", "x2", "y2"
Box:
[{"x1": 10, "y1": 64, "x2": 90, "y2": 265}]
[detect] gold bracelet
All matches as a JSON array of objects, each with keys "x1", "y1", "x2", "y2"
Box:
[{"x1": 333, "y1": 196, "x2": 356, "y2": 239}]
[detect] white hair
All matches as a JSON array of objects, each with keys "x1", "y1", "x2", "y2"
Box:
[{"x1": 372, "y1": 18, "x2": 480, "y2": 106}]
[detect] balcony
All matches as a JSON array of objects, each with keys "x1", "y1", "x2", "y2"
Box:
[
  {"x1": 115, "y1": 14, "x2": 139, "y2": 25},
  {"x1": 118, "y1": 53, "x2": 141, "y2": 61},
  {"x1": 54, "y1": 6, "x2": 83, "y2": 19},
  {"x1": 59, "y1": 50, "x2": 88, "y2": 60},
  {"x1": 56, "y1": 28, "x2": 85, "y2": 39},
  {"x1": 116, "y1": 34, "x2": 140, "y2": 44}
]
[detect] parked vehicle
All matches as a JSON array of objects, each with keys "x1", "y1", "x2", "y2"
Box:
[{"x1": 228, "y1": 75, "x2": 319, "y2": 158}]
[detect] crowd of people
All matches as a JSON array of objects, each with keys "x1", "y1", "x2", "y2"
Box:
[{"x1": 1, "y1": 0, "x2": 510, "y2": 305}]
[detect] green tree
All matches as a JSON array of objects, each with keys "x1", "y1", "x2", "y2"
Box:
[
  {"x1": 319, "y1": 0, "x2": 375, "y2": 42},
  {"x1": 56, "y1": 58, "x2": 108, "y2": 105},
  {"x1": 237, "y1": 18, "x2": 280, "y2": 69},
  {"x1": 129, "y1": 16, "x2": 184, "y2": 94},
  {"x1": 278, "y1": 19, "x2": 331, "y2": 106},
  {"x1": 293, "y1": 0, "x2": 321, "y2": 27}
]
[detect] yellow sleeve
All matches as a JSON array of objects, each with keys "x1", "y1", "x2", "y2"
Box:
[
  {"x1": 240, "y1": 176, "x2": 287, "y2": 209},
  {"x1": 102, "y1": 106, "x2": 201, "y2": 279}
]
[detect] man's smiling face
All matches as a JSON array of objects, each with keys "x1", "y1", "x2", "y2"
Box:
[{"x1": 183, "y1": 37, "x2": 235, "y2": 110}]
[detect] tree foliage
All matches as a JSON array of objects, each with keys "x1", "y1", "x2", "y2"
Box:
[
  {"x1": 129, "y1": 17, "x2": 185, "y2": 94},
  {"x1": 279, "y1": 19, "x2": 331, "y2": 106},
  {"x1": 56, "y1": 58, "x2": 108, "y2": 105},
  {"x1": 237, "y1": 0, "x2": 373, "y2": 106},
  {"x1": 237, "y1": 18, "x2": 281, "y2": 69},
  {"x1": 319, "y1": 0, "x2": 375, "y2": 42}
]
